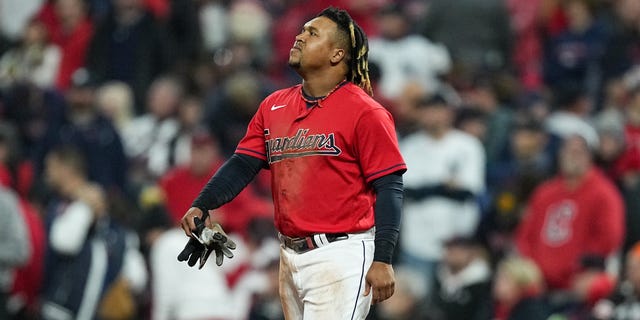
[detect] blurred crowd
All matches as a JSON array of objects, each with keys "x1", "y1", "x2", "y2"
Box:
[{"x1": 1, "y1": 0, "x2": 640, "y2": 319}]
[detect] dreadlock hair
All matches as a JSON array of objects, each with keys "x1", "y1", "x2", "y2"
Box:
[{"x1": 318, "y1": 7, "x2": 373, "y2": 96}]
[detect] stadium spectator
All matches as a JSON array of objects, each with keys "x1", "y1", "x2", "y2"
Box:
[
  {"x1": 158, "y1": 129, "x2": 271, "y2": 233},
  {"x1": 400, "y1": 93, "x2": 485, "y2": 292},
  {"x1": 430, "y1": 236, "x2": 492, "y2": 320},
  {"x1": 35, "y1": 69, "x2": 127, "y2": 192},
  {"x1": 168, "y1": 96, "x2": 205, "y2": 168},
  {"x1": 0, "y1": 123, "x2": 43, "y2": 319},
  {"x1": 0, "y1": 0, "x2": 42, "y2": 42},
  {"x1": 506, "y1": 0, "x2": 544, "y2": 91},
  {"x1": 94, "y1": 81, "x2": 135, "y2": 136},
  {"x1": 515, "y1": 135, "x2": 625, "y2": 290},
  {"x1": 0, "y1": 19, "x2": 60, "y2": 89},
  {"x1": 36, "y1": 0, "x2": 94, "y2": 91},
  {"x1": 205, "y1": 70, "x2": 273, "y2": 157},
  {"x1": 0, "y1": 186, "x2": 30, "y2": 319},
  {"x1": 150, "y1": 227, "x2": 243, "y2": 320},
  {"x1": 481, "y1": 117, "x2": 553, "y2": 262},
  {"x1": 122, "y1": 75, "x2": 182, "y2": 183},
  {"x1": 493, "y1": 257, "x2": 550, "y2": 320},
  {"x1": 7, "y1": 192, "x2": 45, "y2": 319},
  {"x1": 543, "y1": 0, "x2": 607, "y2": 95},
  {"x1": 86, "y1": 0, "x2": 172, "y2": 111},
  {"x1": 40, "y1": 146, "x2": 147, "y2": 320},
  {"x1": 600, "y1": 0, "x2": 640, "y2": 82},
  {"x1": 151, "y1": 216, "x2": 279, "y2": 320},
  {"x1": 460, "y1": 73, "x2": 516, "y2": 165},
  {"x1": 368, "y1": 3, "x2": 451, "y2": 99}
]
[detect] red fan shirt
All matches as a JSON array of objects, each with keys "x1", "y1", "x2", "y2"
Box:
[{"x1": 516, "y1": 168, "x2": 624, "y2": 289}]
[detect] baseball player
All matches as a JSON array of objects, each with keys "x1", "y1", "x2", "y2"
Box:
[{"x1": 178, "y1": 7, "x2": 406, "y2": 319}]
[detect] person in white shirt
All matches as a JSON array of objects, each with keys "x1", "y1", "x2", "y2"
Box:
[
  {"x1": 41, "y1": 146, "x2": 147, "y2": 320},
  {"x1": 151, "y1": 221, "x2": 280, "y2": 320},
  {"x1": 0, "y1": 19, "x2": 61, "y2": 89},
  {"x1": 122, "y1": 76, "x2": 183, "y2": 181},
  {"x1": 399, "y1": 93, "x2": 485, "y2": 295},
  {"x1": 368, "y1": 4, "x2": 451, "y2": 100}
]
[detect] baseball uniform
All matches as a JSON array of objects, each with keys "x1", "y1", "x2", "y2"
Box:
[{"x1": 236, "y1": 81, "x2": 406, "y2": 319}]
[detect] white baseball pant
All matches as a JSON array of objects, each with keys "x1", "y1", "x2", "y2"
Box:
[{"x1": 278, "y1": 229, "x2": 375, "y2": 319}]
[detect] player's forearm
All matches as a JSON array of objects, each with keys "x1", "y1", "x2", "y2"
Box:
[
  {"x1": 191, "y1": 153, "x2": 265, "y2": 214},
  {"x1": 371, "y1": 172, "x2": 404, "y2": 264}
]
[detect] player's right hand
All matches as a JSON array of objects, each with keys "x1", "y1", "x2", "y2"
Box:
[
  {"x1": 181, "y1": 207, "x2": 208, "y2": 238},
  {"x1": 177, "y1": 216, "x2": 236, "y2": 268}
]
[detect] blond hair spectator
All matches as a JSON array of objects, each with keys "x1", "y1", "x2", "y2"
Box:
[
  {"x1": 493, "y1": 257, "x2": 549, "y2": 320},
  {"x1": 96, "y1": 81, "x2": 134, "y2": 135}
]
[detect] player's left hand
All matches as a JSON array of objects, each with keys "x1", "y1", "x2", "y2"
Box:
[{"x1": 364, "y1": 261, "x2": 395, "y2": 304}]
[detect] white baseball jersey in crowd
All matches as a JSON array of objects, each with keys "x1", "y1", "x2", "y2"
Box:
[{"x1": 400, "y1": 129, "x2": 485, "y2": 261}]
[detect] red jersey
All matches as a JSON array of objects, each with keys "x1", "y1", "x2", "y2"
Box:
[
  {"x1": 515, "y1": 168, "x2": 624, "y2": 289},
  {"x1": 37, "y1": 4, "x2": 94, "y2": 90},
  {"x1": 236, "y1": 82, "x2": 406, "y2": 237}
]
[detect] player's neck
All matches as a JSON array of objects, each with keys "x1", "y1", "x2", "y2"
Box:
[{"x1": 301, "y1": 73, "x2": 346, "y2": 98}]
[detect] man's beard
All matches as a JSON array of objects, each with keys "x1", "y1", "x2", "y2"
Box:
[{"x1": 288, "y1": 60, "x2": 301, "y2": 69}]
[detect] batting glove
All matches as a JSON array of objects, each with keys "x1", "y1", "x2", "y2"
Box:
[{"x1": 177, "y1": 216, "x2": 236, "y2": 268}]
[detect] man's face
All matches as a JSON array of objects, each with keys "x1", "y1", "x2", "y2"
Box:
[
  {"x1": 511, "y1": 128, "x2": 546, "y2": 160},
  {"x1": 443, "y1": 245, "x2": 473, "y2": 273},
  {"x1": 66, "y1": 86, "x2": 94, "y2": 111},
  {"x1": 190, "y1": 144, "x2": 217, "y2": 176},
  {"x1": 559, "y1": 135, "x2": 592, "y2": 178},
  {"x1": 289, "y1": 16, "x2": 341, "y2": 72},
  {"x1": 147, "y1": 81, "x2": 179, "y2": 118},
  {"x1": 378, "y1": 13, "x2": 407, "y2": 40},
  {"x1": 416, "y1": 104, "x2": 452, "y2": 133},
  {"x1": 45, "y1": 155, "x2": 65, "y2": 190}
]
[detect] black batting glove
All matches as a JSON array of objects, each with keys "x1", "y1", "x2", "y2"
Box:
[{"x1": 177, "y1": 216, "x2": 236, "y2": 268}]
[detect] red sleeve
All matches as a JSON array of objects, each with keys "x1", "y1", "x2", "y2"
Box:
[
  {"x1": 585, "y1": 185, "x2": 625, "y2": 255},
  {"x1": 354, "y1": 108, "x2": 406, "y2": 183},
  {"x1": 235, "y1": 104, "x2": 267, "y2": 161}
]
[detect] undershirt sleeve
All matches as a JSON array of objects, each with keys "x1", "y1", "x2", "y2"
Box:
[
  {"x1": 191, "y1": 154, "x2": 267, "y2": 215},
  {"x1": 371, "y1": 172, "x2": 404, "y2": 264}
]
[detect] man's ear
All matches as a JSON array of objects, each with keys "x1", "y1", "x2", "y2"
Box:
[{"x1": 330, "y1": 48, "x2": 346, "y2": 64}]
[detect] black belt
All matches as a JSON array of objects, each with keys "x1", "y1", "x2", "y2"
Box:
[{"x1": 279, "y1": 232, "x2": 349, "y2": 254}]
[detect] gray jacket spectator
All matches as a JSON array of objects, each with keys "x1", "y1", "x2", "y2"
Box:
[{"x1": 0, "y1": 187, "x2": 30, "y2": 318}]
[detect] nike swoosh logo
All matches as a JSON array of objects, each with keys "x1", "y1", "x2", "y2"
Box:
[{"x1": 271, "y1": 104, "x2": 286, "y2": 111}]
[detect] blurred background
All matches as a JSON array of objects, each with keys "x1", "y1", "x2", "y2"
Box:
[{"x1": 1, "y1": 0, "x2": 640, "y2": 319}]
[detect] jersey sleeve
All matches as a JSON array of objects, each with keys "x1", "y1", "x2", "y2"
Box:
[
  {"x1": 235, "y1": 103, "x2": 267, "y2": 161},
  {"x1": 355, "y1": 108, "x2": 407, "y2": 183}
]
